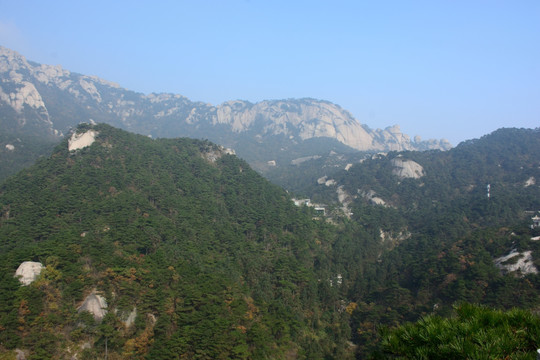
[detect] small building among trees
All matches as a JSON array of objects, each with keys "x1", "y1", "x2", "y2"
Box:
[{"x1": 532, "y1": 214, "x2": 540, "y2": 229}]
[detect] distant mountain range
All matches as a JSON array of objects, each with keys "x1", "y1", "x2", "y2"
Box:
[{"x1": 0, "y1": 45, "x2": 451, "y2": 176}]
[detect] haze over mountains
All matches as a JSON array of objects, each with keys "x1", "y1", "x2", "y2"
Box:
[
  {"x1": 1, "y1": 44, "x2": 540, "y2": 358},
  {"x1": 0, "y1": 46, "x2": 451, "y2": 169},
  {"x1": 0, "y1": 123, "x2": 357, "y2": 358},
  {"x1": 1, "y1": 124, "x2": 539, "y2": 359}
]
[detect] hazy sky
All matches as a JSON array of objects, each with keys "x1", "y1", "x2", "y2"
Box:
[{"x1": 1, "y1": 1, "x2": 538, "y2": 145}]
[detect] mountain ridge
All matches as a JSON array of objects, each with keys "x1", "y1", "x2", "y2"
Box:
[
  {"x1": 0, "y1": 122, "x2": 539, "y2": 358},
  {"x1": 0, "y1": 123, "x2": 354, "y2": 358},
  {"x1": 0, "y1": 45, "x2": 451, "y2": 155}
]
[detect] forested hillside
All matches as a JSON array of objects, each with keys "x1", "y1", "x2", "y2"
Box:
[
  {"x1": 1, "y1": 125, "x2": 539, "y2": 359},
  {"x1": 0, "y1": 46, "x2": 451, "y2": 183},
  {"x1": 0, "y1": 124, "x2": 356, "y2": 359},
  {"x1": 306, "y1": 128, "x2": 540, "y2": 357},
  {"x1": 0, "y1": 133, "x2": 57, "y2": 182}
]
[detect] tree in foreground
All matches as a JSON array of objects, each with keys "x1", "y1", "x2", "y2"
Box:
[{"x1": 379, "y1": 303, "x2": 540, "y2": 359}]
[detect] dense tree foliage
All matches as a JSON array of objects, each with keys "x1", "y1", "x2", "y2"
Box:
[
  {"x1": 0, "y1": 133, "x2": 57, "y2": 183},
  {"x1": 0, "y1": 124, "x2": 354, "y2": 359},
  {"x1": 303, "y1": 128, "x2": 540, "y2": 357},
  {"x1": 1, "y1": 125, "x2": 539, "y2": 358},
  {"x1": 380, "y1": 303, "x2": 540, "y2": 359}
]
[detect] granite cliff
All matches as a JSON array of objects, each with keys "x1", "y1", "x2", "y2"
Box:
[{"x1": 0, "y1": 46, "x2": 451, "y2": 158}]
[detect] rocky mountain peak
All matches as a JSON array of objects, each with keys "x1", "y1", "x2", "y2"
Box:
[
  {"x1": 0, "y1": 46, "x2": 30, "y2": 72},
  {"x1": 212, "y1": 98, "x2": 451, "y2": 152},
  {"x1": 0, "y1": 45, "x2": 452, "y2": 166}
]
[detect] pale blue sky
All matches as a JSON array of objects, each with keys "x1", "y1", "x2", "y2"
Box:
[{"x1": 1, "y1": 1, "x2": 538, "y2": 145}]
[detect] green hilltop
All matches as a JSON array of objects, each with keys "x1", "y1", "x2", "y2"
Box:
[
  {"x1": 1, "y1": 124, "x2": 540, "y2": 359},
  {"x1": 0, "y1": 123, "x2": 353, "y2": 359}
]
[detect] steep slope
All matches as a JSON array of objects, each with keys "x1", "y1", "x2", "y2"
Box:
[
  {"x1": 0, "y1": 46, "x2": 451, "y2": 179},
  {"x1": 0, "y1": 132, "x2": 57, "y2": 182},
  {"x1": 0, "y1": 124, "x2": 353, "y2": 359},
  {"x1": 334, "y1": 128, "x2": 540, "y2": 221},
  {"x1": 303, "y1": 128, "x2": 540, "y2": 356}
]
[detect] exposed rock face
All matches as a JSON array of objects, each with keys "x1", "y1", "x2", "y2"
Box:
[
  {"x1": 495, "y1": 250, "x2": 538, "y2": 276},
  {"x1": 0, "y1": 47, "x2": 56, "y2": 136},
  {"x1": 391, "y1": 158, "x2": 425, "y2": 179},
  {"x1": 14, "y1": 261, "x2": 44, "y2": 285},
  {"x1": 0, "y1": 46, "x2": 451, "y2": 155},
  {"x1": 68, "y1": 130, "x2": 98, "y2": 151},
  {"x1": 360, "y1": 189, "x2": 387, "y2": 206},
  {"x1": 215, "y1": 100, "x2": 378, "y2": 150},
  {"x1": 525, "y1": 176, "x2": 536, "y2": 187},
  {"x1": 122, "y1": 307, "x2": 137, "y2": 328},
  {"x1": 379, "y1": 229, "x2": 411, "y2": 246},
  {"x1": 336, "y1": 185, "x2": 355, "y2": 216},
  {"x1": 325, "y1": 179, "x2": 337, "y2": 187},
  {"x1": 317, "y1": 176, "x2": 328, "y2": 185},
  {"x1": 214, "y1": 100, "x2": 451, "y2": 151},
  {"x1": 15, "y1": 349, "x2": 26, "y2": 360},
  {"x1": 78, "y1": 292, "x2": 108, "y2": 321},
  {"x1": 201, "y1": 145, "x2": 235, "y2": 163}
]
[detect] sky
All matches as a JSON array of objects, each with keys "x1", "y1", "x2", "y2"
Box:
[{"x1": 0, "y1": 1, "x2": 539, "y2": 145}]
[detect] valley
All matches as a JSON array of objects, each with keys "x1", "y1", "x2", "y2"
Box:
[{"x1": 0, "y1": 46, "x2": 539, "y2": 359}]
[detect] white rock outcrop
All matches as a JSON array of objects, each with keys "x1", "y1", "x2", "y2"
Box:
[
  {"x1": 6, "y1": 82, "x2": 46, "y2": 113},
  {"x1": 495, "y1": 250, "x2": 538, "y2": 276},
  {"x1": 15, "y1": 349, "x2": 26, "y2": 360},
  {"x1": 123, "y1": 307, "x2": 137, "y2": 328},
  {"x1": 391, "y1": 158, "x2": 425, "y2": 179},
  {"x1": 78, "y1": 292, "x2": 108, "y2": 321},
  {"x1": 15, "y1": 261, "x2": 44, "y2": 285},
  {"x1": 79, "y1": 78, "x2": 102, "y2": 103},
  {"x1": 379, "y1": 229, "x2": 411, "y2": 245},
  {"x1": 68, "y1": 130, "x2": 98, "y2": 151},
  {"x1": 525, "y1": 177, "x2": 536, "y2": 187},
  {"x1": 317, "y1": 176, "x2": 328, "y2": 185},
  {"x1": 213, "y1": 100, "x2": 452, "y2": 152},
  {"x1": 325, "y1": 179, "x2": 337, "y2": 187},
  {"x1": 215, "y1": 100, "x2": 377, "y2": 150},
  {"x1": 360, "y1": 190, "x2": 387, "y2": 206},
  {"x1": 336, "y1": 185, "x2": 354, "y2": 216},
  {"x1": 201, "y1": 145, "x2": 235, "y2": 163},
  {"x1": 0, "y1": 45, "x2": 452, "y2": 153}
]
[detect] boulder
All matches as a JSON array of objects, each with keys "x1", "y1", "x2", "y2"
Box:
[
  {"x1": 391, "y1": 158, "x2": 425, "y2": 179},
  {"x1": 78, "y1": 292, "x2": 108, "y2": 321},
  {"x1": 14, "y1": 261, "x2": 43, "y2": 285},
  {"x1": 68, "y1": 130, "x2": 98, "y2": 151}
]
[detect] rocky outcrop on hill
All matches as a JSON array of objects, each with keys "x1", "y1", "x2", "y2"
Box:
[
  {"x1": 495, "y1": 250, "x2": 538, "y2": 276},
  {"x1": 391, "y1": 158, "x2": 425, "y2": 179},
  {"x1": 0, "y1": 46, "x2": 451, "y2": 155},
  {"x1": 214, "y1": 100, "x2": 451, "y2": 151},
  {"x1": 14, "y1": 261, "x2": 44, "y2": 285},
  {"x1": 215, "y1": 99, "x2": 376, "y2": 150},
  {"x1": 78, "y1": 292, "x2": 108, "y2": 321},
  {"x1": 68, "y1": 129, "x2": 98, "y2": 151}
]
